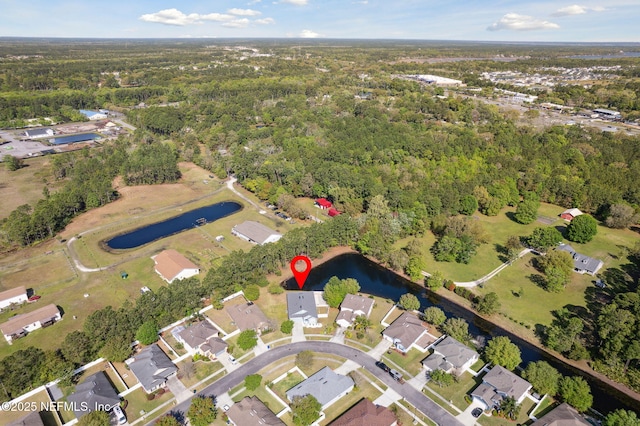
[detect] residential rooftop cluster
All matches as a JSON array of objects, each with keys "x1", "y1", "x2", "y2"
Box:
[{"x1": 481, "y1": 65, "x2": 621, "y2": 88}]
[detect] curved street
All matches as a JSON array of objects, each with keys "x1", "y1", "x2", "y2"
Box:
[{"x1": 148, "y1": 341, "x2": 464, "y2": 426}]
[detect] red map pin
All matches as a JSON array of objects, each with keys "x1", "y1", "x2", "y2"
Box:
[{"x1": 290, "y1": 255, "x2": 312, "y2": 290}]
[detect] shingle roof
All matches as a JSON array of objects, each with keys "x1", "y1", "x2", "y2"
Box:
[
  {"x1": 0, "y1": 304, "x2": 60, "y2": 336},
  {"x1": 128, "y1": 344, "x2": 177, "y2": 392},
  {"x1": 286, "y1": 366, "x2": 354, "y2": 407},
  {"x1": 382, "y1": 312, "x2": 428, "y2": 349},
  {"x1": 177, "y1": 321, "x2": 218, "y2": 350},
  {"x1": 152, "y1": 249, "x2": 199, "y2": 283},
  {"x1": 482, "y1": 365, "x2": 531, "y2": 401},
  {"x1": 67, "y1": 371, "x2": 120, "y2": 418},
  {"x1": 226, "y1": 302, "x2": 271, "y2": 331},
  {"x1": 340, "y1": 294, "x2": 374, "y2": 316},
  {"x1": 329, "y1": 398, "x2": 397, "y2": 426},
  {"x1": 200, "y1": 336, "x2": 227, "y2": 356},
  {"x1": 531, "y1": 402, "x2": 590, "y2": 426},
  {"x1": 557, "y1": 244, "x2": 603, "y2": 275},
  {"x1": 428, "y1": 336, "x2": 478, "y2": 369},
  {"x1": 7, "y1": 411, "x2": 45, "y2": 426},
  {"x1": 0, "y1": 286, "x2": 27, "y2": 303},
  {"x1": 287, "y1": 292, "x2": 318, "y2": 320},
  {"x1": 227, "y1": 396, "x2": 285, "y2": 426}
]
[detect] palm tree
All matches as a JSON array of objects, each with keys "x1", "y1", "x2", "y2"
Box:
[
  {"x1": 499, "y1": 396, "x2": 520, "y2": 420},
  {"x1": 353, "y1": 315, "x2": 371, "y2": 332}
]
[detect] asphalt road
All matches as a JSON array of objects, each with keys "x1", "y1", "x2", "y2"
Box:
[{"x1": 151, "y1": 341, "x2": 463, "y2": 426}]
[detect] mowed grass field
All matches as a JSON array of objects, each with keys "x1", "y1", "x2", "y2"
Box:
[{"x1": 0, "y1": 162, "x2": 307, "y2": 360}]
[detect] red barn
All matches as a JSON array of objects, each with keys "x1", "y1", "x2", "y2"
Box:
[
  {"x1": 315, "y1": 198, "x2": 332, "y2": 209},
  {"x1": 328, "y1": 208, "x2": 341, "y2": 217},
  {"x1": 560, "y1": 208, "x2": 583, "y2": 221}
]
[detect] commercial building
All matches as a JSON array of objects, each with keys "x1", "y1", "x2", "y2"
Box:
[
  {"x1": 232, "y1": 221, "x2": 282, "y2": 245},
  {"x1": 79, "y1": 110, "x2": 108, "y2": 120}
]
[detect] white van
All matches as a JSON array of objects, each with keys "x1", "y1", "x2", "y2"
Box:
[{"x1": 112, "y1": 405, "x2": 127, "y2": 424}]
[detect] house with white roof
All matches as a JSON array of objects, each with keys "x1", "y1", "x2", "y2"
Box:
[{"x1": 79, "y1": 110, "x2": 108, "y2": 120}]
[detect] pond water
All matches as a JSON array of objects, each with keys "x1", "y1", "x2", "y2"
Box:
[
  {"x1": 105, "y1": 201, "x2": 241, "y2": 250},
  {"x1": 283, "y1": 253, "x2": 638, "y2": 414}
]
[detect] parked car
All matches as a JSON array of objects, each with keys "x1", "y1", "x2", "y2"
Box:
[
  {"x1": 472, "y1": 408, "x2": 483, "y2": 418},
  {"x1": 389, "y1": 369, "x2": 403, "y2": 382},
  {"x1": 375, "y1": 361, "x2": 390, "y2": 372},
  {"x1": 112, "y1": 405, "x2": 127, "y2": 424},
  {"x1": 228, "y1": 354, "x2": 237, "y2": 365},
  {"x1": 28, "y1": 295, "x2": 41, "y2": 302}
]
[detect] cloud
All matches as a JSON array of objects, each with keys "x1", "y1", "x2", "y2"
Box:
[
  {"x1": 223, "y1": 19, "x2": 250, "y2": 28},
  {"x1": 552, "y1": 4, "x2": 606, "y2": 16},
  {"x1": 300, "y1": 29, "x2": 320, "y2": 38},
  {"x1": 228, "y1": 8, "x2": 261, "y2": 16},
  {"x1": 139, "y1": 9, "x2": 233, "y2": 26},
  {"x1": 487, "y1": 13, "x2": 560, "y2": 31},
  {"x1": 255, "y1": 18, "x2": 275, "y2": 24},
  {"x1": 281, "y1": 0, "x2": 309, "y2": 5}
]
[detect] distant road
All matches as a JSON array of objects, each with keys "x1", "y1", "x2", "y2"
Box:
[{"x1": 151, "y1": 341, "x2": 464, "y2": 426}]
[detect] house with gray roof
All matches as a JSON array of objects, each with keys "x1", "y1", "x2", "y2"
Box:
[
  {"x1": 232, "y1": 221, "x2": 282, "y2": 245},
  {"x1": 531, "y1": 402, "x2": 590, "y2": 426},
  {"x1": 67, "y1": 371, "x2": 120, "y2": 419},
  {"x1": 287, "y1": 292, "x2": 318, "y2": 327},
  {"x1": 226, "y1": 396, "x2": 285, "y2": 426},
  {"x1": 336, "y1": 294, "x2": 374, "y2": 328},
  {"x1": 127, "y1": 344, "x2": 177, "y2": 393},
  {"x1": 174, "y1": 321, "x2": 227, "y2": 359},
  {"x1": 422, "y1": 336, "x2": 479, "y2": 377},
  {"x1": 382, "y1": 312, "x2": 436, "y2": 353},
  {"x1": 471, "y1": 365, "x2": 531, "y2": 409},
  {"x1": 226, "y1": 302, "x2": 272, "y2": 333},
  {"x1": 7, "y1": 411, "x2": 45, "y2": 426},
  {"x1": 557, "y1": 243, "x2": 604, "y2": 276},
  {"x1": 286, "y1": 366, "x2": 354, "y2": 410}
]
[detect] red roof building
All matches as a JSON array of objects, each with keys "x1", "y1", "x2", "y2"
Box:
[
  {"x1": 328, "y1": 208, "x2": 341, "y2": 217},
  {"x1": 315, "y1": 198, "x2": 333, "y2": 209}
]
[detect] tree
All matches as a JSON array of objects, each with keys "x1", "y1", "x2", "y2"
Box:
[
  {"x1": 475, "y1": 292, "x2": 500, "y2": 315},
  {"x1": 296, "y1": 350, "x2": 314, "y2": 370},
  {"x1": 522, "y1": 361, "x2": 561, "y2": 396},
  {"x1": 515, "y1": 199, "x2": 540, "y2": 224},
  {"x1": 441, "y1": 318, "x2": 470, "y2": 342},
  {"x1": 99, "y1": 336, "x2": 133, "y2": 362},
  {"x1": 187, "y1": 396, "x2": 217, "y2": 426},
  {"x1": 484, "y1": 336, "x2": 522, "y2": 370},
  {"x1": 505, "y1": 235, "x2": 523, "y2": 263},
  {"x1": 136, "y1": 320, "x2": 159, "y2": 345},
  {"x1": 566, "y1": 214, "x2": 598, "y2": 243},
  {"x1": 424, "y1": 307, "x2": 446, "y2": 326},
  {"x1": 155, "y1": 415, "x2": 181, "y2": 426},
  {"x1": 425, "y1": 270, "x2": 445, "y2": 290},
  {"x1": 4, "y1": 155, "x2": 24, "y2": 171},
  {"x1": 323, "y1": 276, "x2": 361, "y2": 308},
  {"x1": 353, "y1": 315, "x2": 372, "y2": 332},
  {"x1": 398, "y1": 293, "x2": 420, "y2": 311},
  {"x1": 291, "y1": 394, "x2": 321, "y2": 426},
  {"x1": 498, "y1": 396, "x2": 521, "y2": 420},
  {"x1": 78, "y1": 410, "x2": 110, "y2": 426},
  {"x1": 245, "y1": 374, "x2": 262, "y2": 391},
  {"x1": 429, "y1": 369, "x2": 454, "y2": 387},
  {"x1": 405, "y1": 256, "x2": 426, "y2": 281},
  {"x1": 237, "y1": 329, "x2": 258, "y2": 350},
  {"x1": 528, "y1": 227, "x2": 563, "y2": 252},
  {"x1": 281, "y1": 320, "x2": 294, "y2": 334},
  {"x1": 604, "y1": 409, "x2": 640, "y2": 426},
  {"x1": 606, "y1": 204, "x2": 639, "y2": 229},
  {"x1": 558, "y1": 376, "x2": 593, "y2": 412},
  {"x1": 61, "y1": 331, "x2": 95, "y2": 365},
  {"x1": 539, "y1": 250, "x2": 574, "y2": 292},
  {"x1": 243, "y1": 284, "x2": 260, "y2": 301},
  {"x1": 459, "y1": 195, "x2": 478, "y2": 215}
]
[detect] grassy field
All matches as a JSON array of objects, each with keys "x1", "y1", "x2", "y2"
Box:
[
  {"x1": 382, "y1": 348, "x2": 428, "y2": 377},
  {"x1": 426, "y1": 371, "x2": 480, "y2": 410}
]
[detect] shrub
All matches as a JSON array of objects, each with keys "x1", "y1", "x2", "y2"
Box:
[
  {"x1": 268, "y1": 284, "x2": 284, "y2": 294},
  {"x1": 281, "y1": 320, "x2": 294, "y2": 334},
  {"x1": 446, "y1": 281, "x2": 456, "y2": 291}
]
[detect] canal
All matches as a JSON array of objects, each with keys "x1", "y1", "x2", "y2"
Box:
[
  {"x1": 283, "y1": 253, "x2": 638, "y2": 414},
  {"x1": 105, "y1": 201, "x2": 242, "y2": 250}
]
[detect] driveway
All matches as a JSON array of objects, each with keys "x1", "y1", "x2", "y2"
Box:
[
  {"x1": 291, "y1": 322, "x2": 306, "y2": 342},
  {"x1": 151, "y1": 341, "x2": 465, "y2": 426},
  {"x1": 166, "y1": 375, "x2": 190, "y2": 404},
  {"x1": 456, "y1": 399, "x2": 485, "y2": 426}
]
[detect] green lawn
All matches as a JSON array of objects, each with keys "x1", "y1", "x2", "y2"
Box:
[
  {"x1": 1, "y1": 389, "x2": 54, "y2": 424},
  {"x1": 382, "y1": 348, "x2": 428, "y2": 377},
  {"x1": 271, "y1": 371, "x2": 306, "y2": 401},
  {"x1": 395, "y1": 400, "x2": 438, "y2": 426},
  {"x1": 477, "y1": 398, "x2": 535, "y2": 426},
  {"x1": 123, "y1": 387, "x2": 173, "y2": 423},
  {"x1": 232, "y1": 386, "x2": 286, "y2": 414},
  {"x1": 426, "y1": 371, "x2": 480, "y2": 410}
]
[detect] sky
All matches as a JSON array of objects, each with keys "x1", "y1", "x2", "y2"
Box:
[{"x1": 0, "y1": 0, "x2": 639, "y2": 42}]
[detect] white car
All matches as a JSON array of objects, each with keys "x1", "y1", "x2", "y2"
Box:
[
  {"x1": 223, "y1": 404, "x2": 230, "y2": 412},
  {"x1": 228, "y1": 355, "x2": 237, "y2": 365},
  {"x1": 112, "y1": 405, "x2": 127, "y2": 424}
]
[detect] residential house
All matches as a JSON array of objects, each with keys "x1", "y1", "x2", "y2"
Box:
[
  {"x1": 24, "y1": 128, "x2": 54, "y2": 139},
  {"x1": 336, "y1": 294, "x2": 374, "y2": 328},
  {"x1": 127, "y1": 344, "x2": 178, "y2": 393},
  {"x1": 422, "y1": 336, "x2": 479, "y2": 377},
  {"x1": 557, "y1": 244, "x2": 604, "y2": 276},
  {"x1": 226, "y1": 396, "x2": 285, "y2": 426},
  {"x1": 174, "y1": 321, "x2": 227, "y2": 359},
  {"x1": 560, "y1": 208, "x2": 583, "y2": 221},
  {"x1": 382, "y1": 312, "x2": 436, "y2": 353},
  {"x1": 232, "y1": 221, "x2": 282, "y2": 245},
  {"x1": 328, "y1": 208, "x2": 341, "y2": 217},
  {"x1": 531, "y1": 402, "x2": 590, "y2": 426},
  {"x1": 471, "y1": 365, "x2": 532, "y2": 409},
  {"x1": 0, "y1": 286, "x2": 28, "y2": 310},
  {"x1": 315, "y1": 198, "x2": 332, "y2": 210},
  {"x1": 7, "y1": 411, "x2": 45, "y2": 426},
  {"x1": 226, "y1": 302, "x2": 272, "y2": 333},
  {"x1": 67, "y1": 371, "x2": 120, "y2": 419},
  {"x1": 79, "y1": 110, "x2": 108, "y2": 120},
  {"x1": 329, "y1": 398, "x2": 397, "y2": 426},
  {"x1": 152, "y1": 249, "x2": 200, "y2": 283},
  {"x1": 0, "y1": 304, "x2": 61, "y2": 344},
  {"x1": 287, "y1": 292, "x2": 318, "y2": 327},
  {"x1": 286, "y1": 366, "x2": 354, "y2": 410}
]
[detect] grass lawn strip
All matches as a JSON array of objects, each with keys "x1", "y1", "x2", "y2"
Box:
[
  {"x1": 425, "y1": 371, "x2": 480, "y2": 410},
  {"x1": 393, "y1": 401, "x2": 437, "y2": 426},
  {"x1": 1, "y1": 389, "x2": 54, "y2": 424},
  {"x1": 382, "y1": 348, "x2": 427, "y2": 377},
  {"x1": 123, "y1": 387, "x2": 173, "y2": 423}
]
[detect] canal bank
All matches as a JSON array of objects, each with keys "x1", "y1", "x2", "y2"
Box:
[{"x1": 276, "y1": 250, "x2": 640, "y2": 413}]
